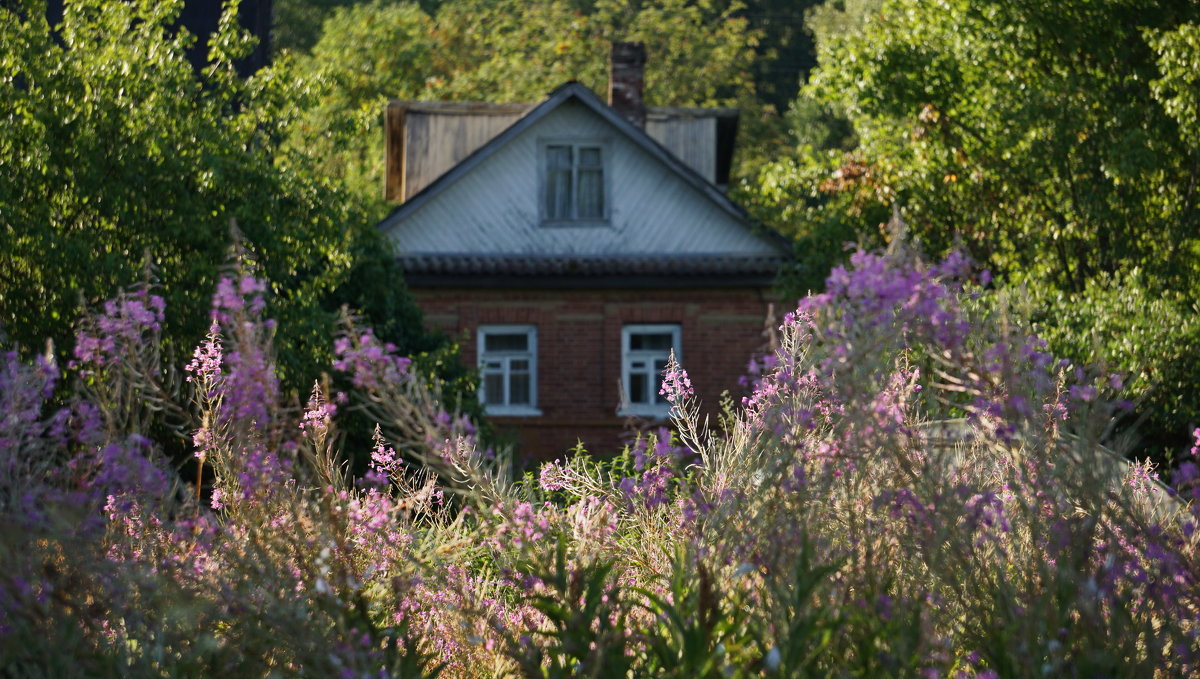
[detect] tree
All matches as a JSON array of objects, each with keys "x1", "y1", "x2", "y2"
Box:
[
  {"x1": 0, "y1": 0, "x2": 463, "y2": 410},
  {"x1": 803, "y1": 0, "x2": 1200, "y2": 291},
  {"x1": 272, "y1": 0, "x2": 362, "y2": 53},
  {"x1": 280, "y1": 0, "x2": 436, "y2": 219},
  {"x1": 754, "y1": 0, "x2": 1200, "y2": 458}
]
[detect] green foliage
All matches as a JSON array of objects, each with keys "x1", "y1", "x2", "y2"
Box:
[
  {"x1": 737, "y1": 0, "x2": 822, "y2": 113},
  {"x1": 273, "y1": 0, "x2": 364, "y2": 53},
  {"x1": 634, "y1": 547, "x2": 760, "y2": 678},
  {"x1": 281, "y1": 0, "x2": 436, "y2": 220},
  {"x1": 803, "y1": 0, "x2": 1200, "y2": 290},
  {"x1": 1022, "y1": 271, "x2": 1200, "y2": 460},
  {"x1": 1147, "y1": 22, "x2": 1200, "y2": 150},
  {"x1": 803, "y1": 0, "x2": 882, "y2": 57},
  {"x1": 506, "y1": 541, "x2": 632, "y2": 679},
  {"x1": 736, "y1": 153, "x2": 887, "y2": 296},
  {"x1": 760, "y1": 549, "x2": 842, "y2": 677},
  {"x1": 0, "y1": 0, "x2": 476, "y2": 437},
  {"x1": 739, "y1": 0, "x2": 1200, "y2": 457}
]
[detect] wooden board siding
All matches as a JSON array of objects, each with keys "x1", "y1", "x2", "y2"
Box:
[
  {"x1": 386, "y1": 101, "x2": 528, "y2": 202},
  {"x1": 645, "y1": 114, "x2": 716, "y2": 185},
  {"x1": 383, "y1": 100, "x2": 780, "y2": 258}
]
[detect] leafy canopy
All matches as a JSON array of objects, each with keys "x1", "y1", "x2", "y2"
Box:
[
  {"x1": 803, "y1": 0, "x2": 1200, "y2": 291},
  {"x1": 0, "y1": 0, "x2": 458, "y2": 405},
  {"x1": 744, "y1": 0, "x2": 1200, "y2": 457}
]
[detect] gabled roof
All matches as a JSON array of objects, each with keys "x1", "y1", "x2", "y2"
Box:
[{"x1": 379, "y1": 82, "x2": 750, "y2": 231}]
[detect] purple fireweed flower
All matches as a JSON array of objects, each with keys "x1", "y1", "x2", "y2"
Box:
[
  {"x1": 659, "y1": 352, "x2": 693, "y2": 404},
  {"x1": 368, "y1": 426, "x2": 402, "y2": 483},
  {"x1": 491, "y1": 501, "x2": 556, "y2": 551},
  {"x1": 617, "y1": 476, "x2": 636, "y2": 499},
  {"x1": 212, "y1": 274, "x2": 267, "y2": 324},
  {"x1": 680, "y1": 488, "x2": 715, "y2": 525},
  {"x1": 333, "y1": 330, "x2": 412, "y2": 389},
  {"x1": 866, "y1": 367, "x2": 920, "y2": 435},
  {"x1": 537, "y1": 460, "x2": 565, "y2": 492},
  {"x1": 222, "y1": 340, "x2": 278, "y2": 430},
  {"x1": 189, "y1": 274, "x2": 281, "y2": 444},
  {"x1": 799, "y1": 250, "x2": 970, "y2": 355},
  {"x1": 85, "y1": 435, "x2": 171, "y2": 500},
  {"x1": 1068, "y1": 384, "x2": 1098, "y2": 403},
  {"x1": 72, "y1": 287, "x2": 166, "y2": 373},
  {"x1": 567, "y1": 495, "x2": 617, "y2": 545},
  {"x1": 299, "y1": 383, "x2": 336, "y2": 438},
  {"x1": 1125, "y1": 460, "x2": 1161, "y2": 497},
  {"x1": 0, "y1": 350, "x2": 59, "y2": 449},
  {"x1": 184, "y1": 319, "x2": 223, "y2": 384}
]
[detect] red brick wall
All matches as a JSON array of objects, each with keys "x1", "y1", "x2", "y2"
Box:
[{"x1": 411, "y1": 285, "x2": 781, "y2": 462}]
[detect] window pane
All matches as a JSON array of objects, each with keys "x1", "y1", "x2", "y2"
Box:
[
  {"x1": 511, "y1": 359, "x2": 529, "y2": 371},
  {"x1": 546, "y1": 145, "x2": 572, "y2": 169},
  {"x1": 485, "y1": 333, "x2": 528, "y2": 352},
  {"x1": 510, "y1": 373, "x2": 531, "y2": 405},
  {"x1": 545, "y1": 146, "x2": 573, "y2": 220},
  {"x1": 653, "y1": 359, "x2": 669, "y2": 404},
  {"x1": 484, "y1": 373, "x2": 505, "y2": 405},
  {"x1": 577, "y1": 168, "x2": 604, "y2": 219},
  {"x1": 630, "y1": 332, "x2": 674, "y2": 351},
  {"x1": 546, "y1": 169, "x2": 572, "y2": 219},
  {"x1": 629, "y1": 372, "x2": 647, "y2": 404},
  {"x1": 578, "y1": 147, "x2": 602, "y2": 167}
]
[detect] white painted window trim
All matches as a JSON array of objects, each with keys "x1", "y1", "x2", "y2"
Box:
[
  {"x1": 619, "y1": 324, "x2": 682, "y2": 418},
  {"x1": 538, "y1": 138, "x2": 612, "y2": 226},
  {"x1": 478, "y1": 324, "x2": 541, "y2": 416}
]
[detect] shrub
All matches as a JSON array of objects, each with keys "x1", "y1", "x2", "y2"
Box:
[
  {"x1": 1021, "y1": 269, "x2": 1200, "y2": 464},
  {"x1": 1, "y1": 246, "x2": 1196, "y2": 677}
]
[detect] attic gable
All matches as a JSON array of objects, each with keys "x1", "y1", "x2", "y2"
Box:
[
  {"x1": 384, "y1": 90, "x2": 740, "y2": 202},
  {"x1": 378, "y1": 85, "x2": 787, "y2": 262}
]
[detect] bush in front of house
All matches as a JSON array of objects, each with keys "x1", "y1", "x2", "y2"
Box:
[
  {"x1": 1018, "y1": 269, "x2": 1200, "y2": 465},
  {"x1": 1, "y1": 246, "x2": 1197, "y2": 677}
]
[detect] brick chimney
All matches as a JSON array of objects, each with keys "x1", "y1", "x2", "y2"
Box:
[{"x1": 609, "y1": 42, "x2": 646, "y2": 128}]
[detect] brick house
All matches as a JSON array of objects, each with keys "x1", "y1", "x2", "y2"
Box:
[{"x1": 378, "y1": 44, "x2": 790, "y2": 460}]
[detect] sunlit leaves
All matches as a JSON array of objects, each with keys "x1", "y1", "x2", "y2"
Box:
[
  {"x1": 803, "y1": 0, "x2": 1200, "y2": 290},
  {"x1": 0, "y1": 0, "x2": 447, "y2": 408},
  {"x1": 1147, "y1": 23, "x2": 1200, "y2": 150}
]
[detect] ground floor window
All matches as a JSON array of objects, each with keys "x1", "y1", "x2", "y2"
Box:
[
  {"x1": 621, "y1": 324, "x2": 681, "y2": 417},
  {"x1": 478, "y1": 325, "x2": 539, "y2": 415}
]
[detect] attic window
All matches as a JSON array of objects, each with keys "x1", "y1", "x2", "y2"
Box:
[{"x1": 542, "y1": 142, "x2": 607, "y2": 222}]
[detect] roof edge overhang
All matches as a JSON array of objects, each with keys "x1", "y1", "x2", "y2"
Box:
[
  {"x1": 404, "y1": 273, "x2": 780, "y2": 289},
  {"x1": 398, "y1": 253, "x2": 788, "y2": 289}
]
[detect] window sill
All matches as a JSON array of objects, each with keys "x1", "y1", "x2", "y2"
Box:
[
  {"x1": 617, "y1": 406, "x2": 674, "y2": 420},
  {"x1": 484, "y1": 406, "x2": 544, "y2": 417}
]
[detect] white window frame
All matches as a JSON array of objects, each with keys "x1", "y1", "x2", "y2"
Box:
[
  {"x1": 619, "y1": 324, "x2": 682, "y2": 418},
  {"x1": 477, "y1": 325, "x2": 541, "y2": 416},
  {"x1": 539, "y1": 139, "x2": 610, "y2": 225}
]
